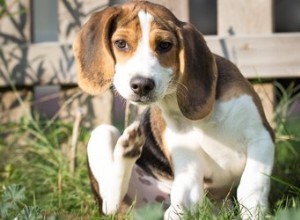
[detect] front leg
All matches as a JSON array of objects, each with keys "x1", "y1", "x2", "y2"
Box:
[
  {"x1": 164, "y1": 148, "x2": 205, "y2": 220},
  {"x1": 106, "y1": 121, "x2": 145, "y2": 213},
  {"x1": 87, "y1": 122, "x2": 145, "y2": 215},
  {"x1": 237, "y1": 131, "x2": 274, "y2": 220}
]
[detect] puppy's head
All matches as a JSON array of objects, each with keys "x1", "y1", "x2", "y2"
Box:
[{"x1": 73, "y1": 1, "x2": 217, "y2": 120}]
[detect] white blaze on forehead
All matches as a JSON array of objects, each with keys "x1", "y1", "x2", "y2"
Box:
[{"x1": 138, "y1": 10, "x2": 153, "y2": 49}]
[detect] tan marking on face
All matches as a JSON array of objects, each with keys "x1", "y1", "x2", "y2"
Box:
[
  {"x1": 149, "y1": 24, "x2": 179, "y2": 70},
  {"x1": 111, "y1": 9, "x2": 179, "y2": 74},
  {"x1": 111, "y1": 15, "x2": 142, "y2": 64}
]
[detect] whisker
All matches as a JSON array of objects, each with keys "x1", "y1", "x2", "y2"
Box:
[{"x1": 168, "y1": 80, "x2": 189, "y2": 100}]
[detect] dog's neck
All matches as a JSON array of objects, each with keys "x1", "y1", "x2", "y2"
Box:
[
  {"x1": 157, "y1": 93, "x2": 214, "y2": 132},
  {"x1": 157, "y1": 94, "x2": 191, "y2": 131},
  {"x1": 158, "y1": 94, "x2": 179, "y2": 115}
]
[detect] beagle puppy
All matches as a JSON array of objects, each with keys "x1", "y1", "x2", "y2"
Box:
[{"x1": 73, "y1": 1, "x2": 274, "y2": 219}]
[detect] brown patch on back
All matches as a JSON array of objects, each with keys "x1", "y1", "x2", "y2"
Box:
[{"x1": 215, "y1": 55, "x2": 275, "y2": 141}]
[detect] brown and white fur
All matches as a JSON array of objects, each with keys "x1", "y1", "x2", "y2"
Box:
[{"x1": 73, "y1": 1, "x2": 274, "y2": 219}]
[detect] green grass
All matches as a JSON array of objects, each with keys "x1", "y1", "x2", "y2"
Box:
[
  {"x1": 0, "y1": 116, "x2": 99, "y2": 219},
  {"x1": 1, "y1": 82, "x2": 300, "y2": 219},
  {"x1": 270, "y1": 82, "x2": 300, "y2": 212}
]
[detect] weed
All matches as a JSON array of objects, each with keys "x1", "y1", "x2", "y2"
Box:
[{"x1": 0, "y1": 184, "x2": 42, "y2": 220}]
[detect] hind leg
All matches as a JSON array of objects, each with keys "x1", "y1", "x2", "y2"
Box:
[{"x1": 87, "y1": 121, "x2": 145, "y2": 214}]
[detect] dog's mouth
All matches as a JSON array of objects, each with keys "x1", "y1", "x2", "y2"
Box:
[
  {"x1": 129, "y1": 95, "x2": 158, "y2": 105},
  {"x1": 113, "y1": 86, "x2": 160, "y2": 105}
]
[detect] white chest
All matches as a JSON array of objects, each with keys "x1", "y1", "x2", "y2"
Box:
[{"x1": 161, "y1": 95, "x2": 264, "y2": 187}]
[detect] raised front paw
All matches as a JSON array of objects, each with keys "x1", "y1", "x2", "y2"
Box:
[{"x1": 114, "y1": 121, "x2": 145, "y2": 159}]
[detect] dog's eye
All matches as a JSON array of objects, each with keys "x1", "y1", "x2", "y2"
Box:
[
  {"x1": 157, "y1": 41, "x2": 172, "y2": 53},
  {"x1": 114, "y1": 40, "x2": 128, "y2": 50}
]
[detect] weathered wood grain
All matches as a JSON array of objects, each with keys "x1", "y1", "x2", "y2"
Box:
[
  {"x1": 217, "y1": 0, "x2": 273, "y2": 35},
  {"x1": 206, "y1": 33, "x2": 300, "y2": 79}
]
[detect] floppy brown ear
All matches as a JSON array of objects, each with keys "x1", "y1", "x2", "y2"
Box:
[
  {"x1": 176, "y1": 23, "x2": 218, "y2": 120},
  {"x1": 73, "y1": 6, "x2": 121, "y2": 95}
]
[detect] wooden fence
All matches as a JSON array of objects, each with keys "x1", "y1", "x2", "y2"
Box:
[{"x1": 0, "y1": 0, "x2": 299, "y2": 126}]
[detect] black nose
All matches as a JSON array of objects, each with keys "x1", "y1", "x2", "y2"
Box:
[{"x1": 130, "y1": 76, "x2": 155, "y2": 96}]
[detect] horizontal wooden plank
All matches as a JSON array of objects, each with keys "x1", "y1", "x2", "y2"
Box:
[
  {"x1": 0, "y1": 33, "x2": 300, "y2": 87},
  {"x1": 206, "y1": 33, "x2": 300, "y2": 79},
  {"x1": 0, "y1": 43, "x2": 77, "y2": 86}
]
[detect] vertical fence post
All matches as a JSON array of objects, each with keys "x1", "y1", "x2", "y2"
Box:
[{"x1": 217, "y1": 0, "x2": 275, "y2": 125}]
